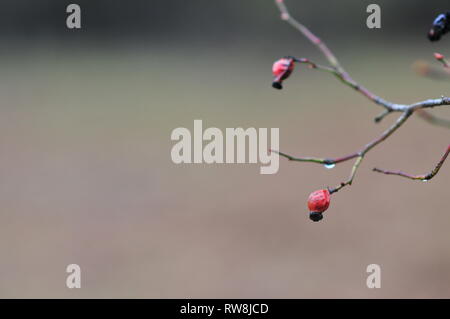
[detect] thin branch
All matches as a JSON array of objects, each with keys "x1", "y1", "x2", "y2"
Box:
[
  {"x1": 328, "y1": 156, "x2": 363, "y2": 194},
  {"x1": 413, "y1": 60, "x2": 450, "y2": 80},
  {"x1": 373, "y1": 145, "x2": 450, "y2": 181},
  {"x1": 283, "y1": 55, "x2": 450, "y2": 114},
  {"x1": 410, "y1": 55, "x2": 450, "y2": 129}
]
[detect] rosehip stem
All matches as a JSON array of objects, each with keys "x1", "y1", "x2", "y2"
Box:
[
  {"x1": 440, "y1": 58, "x2": 450, "y2": 69},
  {"x1": 373, "y1": 145, "x2": 450, "y2": 181},
  {"x1": 416, "y1": 109, "x2": 450, "y2": 128},
  {"x1": 328, "y1": 156, "x2": 363, "y2": 194}
]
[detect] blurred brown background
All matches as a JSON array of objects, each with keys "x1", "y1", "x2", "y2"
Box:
[{"x1": 0, "y1": 0, "x2": 449, "y2": 298}]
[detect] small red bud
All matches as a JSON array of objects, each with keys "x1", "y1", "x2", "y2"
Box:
[
  {"x1": 434, "y1": 52, "x2": 444, "y2": 60},
  {"x1": 307, "y1": 189, "x2": 331, "y2": 214},
  {"x1": 272, "y1": 57, "x2": 295, "y2": 89}
]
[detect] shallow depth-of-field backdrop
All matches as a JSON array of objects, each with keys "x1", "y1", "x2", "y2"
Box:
[{"x1": 0, "y1": 0, "x2": 449, "y2": 298}]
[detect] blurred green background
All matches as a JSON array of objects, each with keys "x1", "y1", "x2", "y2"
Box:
[{"x1": 0, "y1": 0, "x2": 449, "y2": 298}]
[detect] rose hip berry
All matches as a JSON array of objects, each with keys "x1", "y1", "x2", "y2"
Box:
[
  {"x1": 307, "y1": 189, "x2": 331, "y2": 222},
  {"x1": 428, "y1": 12, "x2": 450, "y2": 42},
  {"x1": 272, "y1": 57, "x2": 295, "y2": 90},
  {"x1": 434, "y1": 52, "x2": 444, "y2": 60}
]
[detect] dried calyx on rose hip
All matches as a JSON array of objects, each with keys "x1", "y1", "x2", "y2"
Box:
[
  {"x1": 307, "y1": 189, "x2": 331, "y2": 222},
  {"x1": 272, "y1": 57, "x2": 295, "y2": 89},
  {"x1": 428, "y1": 11, "x2": 450, "y2": 41},
  {"x1": 434, "y1": 52, "x2": 445, "y2": 60}
]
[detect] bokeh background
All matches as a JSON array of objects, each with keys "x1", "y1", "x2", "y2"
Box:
[{"x1": 0, "y1": 0, "x2": 449, "y2": 298}]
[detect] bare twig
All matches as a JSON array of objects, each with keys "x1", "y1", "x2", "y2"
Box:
[
  {"x1": 285, "y1": 56, "x2": 450, "y2": 113},
  {"x1": 373, "y1": 145, "x2": 450, "y2": 181}
]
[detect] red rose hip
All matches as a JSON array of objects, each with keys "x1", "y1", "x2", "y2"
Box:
[
  {"x1": 307, "y1": 189, "x2": 331, "y2": 222},
  {"x1": 272, "y1": 57, "x2": 295, "y2": 89}
]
